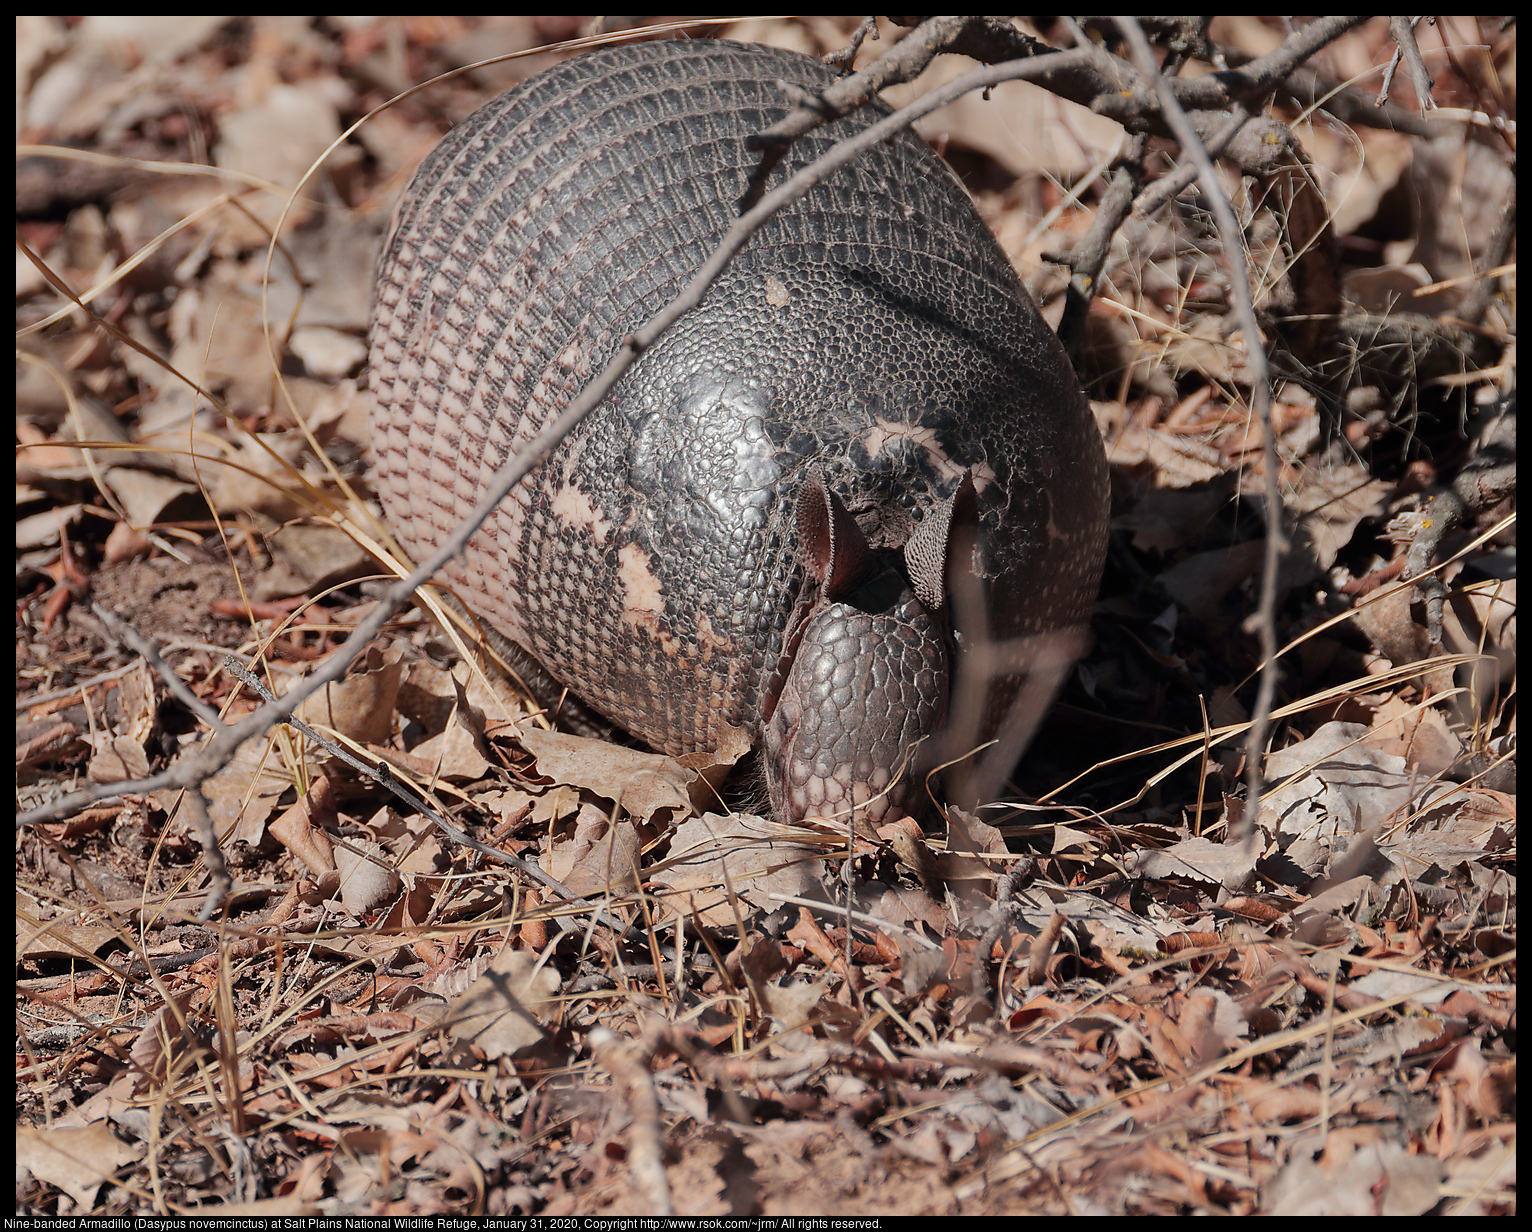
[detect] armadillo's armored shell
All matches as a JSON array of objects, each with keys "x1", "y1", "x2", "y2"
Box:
[{"x1": 368, "y1": 39, "x2": 1108, "y2": 819}]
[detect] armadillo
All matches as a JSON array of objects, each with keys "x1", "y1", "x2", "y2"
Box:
[{"x1": 368, "y1": 39, "x2": 1108, "y2": 825}]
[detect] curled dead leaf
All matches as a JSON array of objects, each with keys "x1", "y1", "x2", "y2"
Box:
[
  {"x1": 446, "y1": 947, "x2": 562, "y2": 1060},
  {"x1": 334, "y1": 838, "x2": 399, "y2": 915}
]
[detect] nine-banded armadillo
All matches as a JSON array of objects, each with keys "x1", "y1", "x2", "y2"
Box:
[{"x1": 368, "y1": 39, "x2": 1108, "y2": 826}]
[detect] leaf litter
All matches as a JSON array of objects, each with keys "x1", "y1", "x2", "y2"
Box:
[{"x1": 17, "y1": 14, "x2": 1514, "y2": 1219}]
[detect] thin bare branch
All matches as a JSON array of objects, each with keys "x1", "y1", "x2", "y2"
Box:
[
  {"x1": 91, "y1": 603, "x2": 222, "y2": 729},
  {"x1": 1382, "y1": 16, "x2": 1439, "y2": 113},
  {"x1": 1114, "y1": 18, "x2": 1284, "y2": 832},
  {"x1": 588, "y1": 1025, "x2": 671, "y2": 1215},
  {"x1": 1053, "y1": 134, "x2": 1147, "y2": 350},
  {"x1": 755, "y1": 16, "x2": 1049, "y2": 148}
]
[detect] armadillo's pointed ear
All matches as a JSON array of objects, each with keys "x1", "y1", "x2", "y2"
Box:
[
  {"x1": 903, "y1": 472, "x2": 979, "y2": 612},
  {"x1": 796, "y1": 469, "x2": 872, "y2": 601}
]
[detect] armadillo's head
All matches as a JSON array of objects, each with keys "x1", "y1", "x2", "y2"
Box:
[{"x1": 761, "y1": 471, "x2": 975, "y2": 830}]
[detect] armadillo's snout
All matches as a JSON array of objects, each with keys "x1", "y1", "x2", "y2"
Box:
[{"x1": 764, "y1": 586, "x2": 949, "y2": 829}]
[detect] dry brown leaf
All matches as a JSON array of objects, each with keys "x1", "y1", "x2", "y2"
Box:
[
  {"x1": 192, "y1": 728, "x2": 292, "y2": 846},
  {"x1": 1281, "y1": 464, "x2": 1392, "y2": 588},
  {"x1": 1262, "y1": 1134, "x2": 1445, "y2": 1215},
  {"x1": 516, "y1": 727, "x2": 695, "y2": 824},
  {"x1": 553, "y1": 804, "x2": 644, "y2": 898},
  {"x1": 1440, "y1": 580, "x2": 1516, "y2": 724},
  {"x1": 101, "y1": 466, "x2": 202, "y2": 528},
  {"x1": 1157, "y1": 541, "x2": 1267, "y2": 620},
  {"x1": 1396, "y1": 784, "x2": 1517, "y2": 868},
  {"x1": 254, "y1": 523, "x2": 376, "y2": 601},
  {"x1": 445, "y1": 946, "x2": 561, "y2": 1060},
  {"x1": 757, "y1": 973, "x2": 837, "y2": 1054},
  {"x1": 86, "y1": 733, "x2": 149, "y2": 784},
  {"x1": 661, "y1": 813, "x2": 826, "y2": 927},
  {"x1": 1104, "y1": 421, "x2": 1225, "y2": 488},
  {"x1": 396, "y1": 658, "x2": 480, "y2": 736},
  {"x1": 409, "y1": 711, "x2": 492, "y2": 781},
  {"x1": 17, "y1": 1123, "x2": 141, "y2": 1211},
  {"x1": 334, "y1": 838, "x2": 399, "y2": 915},
  {"x1": 115, "y1": 658, "x2": 158, "y2": 746},
  {"x1": 295, "y1": 645, "x2": 404, "y2": 748},
  {"x1": 940, "y1": 810, "x2": 1008, "y2": 883},
  {"x1": 1257, "y1": 722, "x2": 1418, "y2": 876},
  {"x1": 213, "y1": 79, "x2": 340, "y2": 238},
  {"x1": 266, "y1": 778, "x2": 337, "y2": 876},
  {"x1": 126, "y1": 990, "x2": 200, "y2": 1092},
  {"x1": 1408, "y1": 132, "x2": 1516, "y2": 282},
  {"x1": 16, "y1": 898, "x2": 122, "y2": 963},
  {"x1": 1344, "y1": 262, "x2": 1460, "y2": 317},
  {"x1": 1361, "y1": 695, "x2": 1464, "y2": 775},
  {"x1": 1132, "y1": 832, "x2": 1263, "y2": 892},
  {"x1": 367, "y1": 805, "x2": 447, "y2": 876},
  {"x1": 891, "y1": 54, "x2": 1125, "y2": 180},
  {"x1": 864, "y1": 880, "x2": 952, "y2": 942}
]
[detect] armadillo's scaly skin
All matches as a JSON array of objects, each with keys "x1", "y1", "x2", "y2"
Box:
[{"x1": 368, "y1": 40, "x2": 1107, "y2": 812}]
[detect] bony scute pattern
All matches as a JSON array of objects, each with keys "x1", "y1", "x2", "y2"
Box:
[{"x1": 368, "y1": 40, "x2": 1108, "y2": 824}]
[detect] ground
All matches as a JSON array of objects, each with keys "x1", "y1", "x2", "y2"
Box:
[{"x1": 17, "y1": 16, "x2": 1515, "y2": 1217}]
